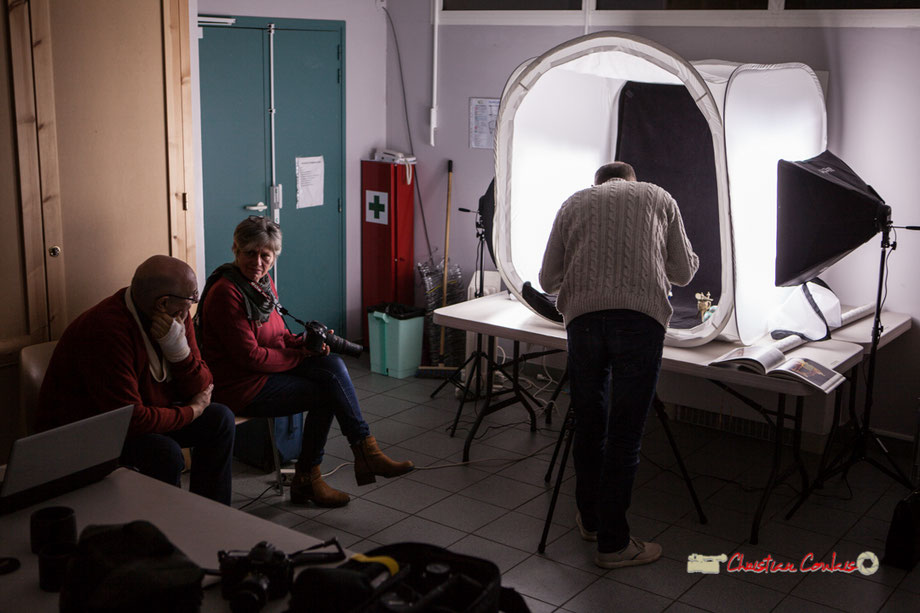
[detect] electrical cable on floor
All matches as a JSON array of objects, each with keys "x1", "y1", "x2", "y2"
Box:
[
  {"x1": 382, "y1": 6, "x2": 434, "y2": 264},
  {"x1": 413, "y1": 437, "x2": 559, "y2": 471},
  {"x1": 236, "y1": 484, "x2": 278, "y2": 510},
  {"x1": 448, "y1": 418, "x2": 536, "y2": 441}
]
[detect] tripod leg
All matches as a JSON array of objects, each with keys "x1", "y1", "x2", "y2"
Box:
[
  {"x1": 870, "y1": 435, "x2": 913, "y2": 489},
  {"x1": 431, "y1": 349, "x2": 476, "y2": 399},
  {"x1": 449, "y1": 353, "x2": 481, "y2": 437},
  {"x1": 539, "y1": 415, "x2": 575, "y2": 554},
  {"x1": 545, "y1": 406, "x2": 574, "y2": 483},
  {"x1": 544, "y1": 369, "x2": 569, "y2": 427},
  {"x1": 653, "y1": 396, "x2": 707, "y2": 524},
  {"x1": 463, "y1": 339, "x2": 498, "y2": 462}
]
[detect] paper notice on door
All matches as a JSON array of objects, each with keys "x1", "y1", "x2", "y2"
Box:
[{"x1": 295, "y1": 156, "x2": 324, "y2": 208}]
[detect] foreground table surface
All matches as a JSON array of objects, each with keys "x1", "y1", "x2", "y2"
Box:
[{"x1": 0, "y1": 468, "x2": 328, "y2": 612}]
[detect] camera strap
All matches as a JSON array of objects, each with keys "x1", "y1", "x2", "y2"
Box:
[{"x1": 245, "y1": 278, "x2": 309, "y2": 330}]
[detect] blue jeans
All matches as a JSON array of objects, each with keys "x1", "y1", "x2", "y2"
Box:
[
  {"x1": 120, "y1": 402, "x2": 235, "y2": 505},
  {"x1": 242, "y1": 355, "x2": 371, "y2": 467},
  {"x1": 567, "y1": 309, "x2": 664, "y2": 553}
]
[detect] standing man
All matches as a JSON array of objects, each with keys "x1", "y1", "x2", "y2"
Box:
[
  {"x1": 540, "y1": 162, "x2": 698, "y2": 569},
  {"x1": 38, "y1": 255, "x2": 234, "y2": 505}
]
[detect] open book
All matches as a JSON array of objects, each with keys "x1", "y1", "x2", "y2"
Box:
[{"x1": 709, "y1": 345, "x2": 845, "y2": 394}]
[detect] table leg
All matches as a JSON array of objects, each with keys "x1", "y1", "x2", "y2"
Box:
[
  {"x1": 511, "y1": 341, "x2": 538, "y2": 432},
  {"x1": 814, "y1": 372, "x2": 849, "y2": 488},
  {"x1": 792, "y1": 397, "x2": 809, "y2": 495},
  {"x1": 752, "y1": 394, "x2": 787, "y2": 545}
]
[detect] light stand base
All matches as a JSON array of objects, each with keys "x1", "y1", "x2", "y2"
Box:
[{"x1": 787, "y1": 224, "x2": 913, "y2": 520}]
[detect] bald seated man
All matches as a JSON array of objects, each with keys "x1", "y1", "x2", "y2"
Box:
[{"x1": 38, "y1": 255, "x2": 234, "y2": 504}]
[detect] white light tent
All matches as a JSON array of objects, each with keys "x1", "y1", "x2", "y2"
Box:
[{"x1": 493, "y1": 32, "x2": 827, "y2": 347}]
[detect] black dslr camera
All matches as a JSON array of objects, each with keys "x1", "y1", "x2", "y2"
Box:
[
  {"x1": 303, "y1": 320, "x2": 364, "y2": 358},
  {"x1": 218, "y1": 542, "x2": 292, "y2": 613},
  {"x1": 217, "y1": 538, "x2": 346, "y2": 613}
]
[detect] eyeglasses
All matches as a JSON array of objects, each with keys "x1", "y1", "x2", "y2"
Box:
[
  {"x1": 248, "y1": 214, "x2": 280, "y2": 229},
  {"x1": 162, "y1": 292, "x2": 199, "y2": 304}
]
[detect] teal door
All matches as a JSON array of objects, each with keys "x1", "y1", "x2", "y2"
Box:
[{"x1": 200, "y1": 17, "x2": 345, "y2": 334}]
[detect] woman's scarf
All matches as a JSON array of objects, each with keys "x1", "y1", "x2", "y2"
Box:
[{"x1": 199, "y1": 263, "x2": 276, "y2": 326}]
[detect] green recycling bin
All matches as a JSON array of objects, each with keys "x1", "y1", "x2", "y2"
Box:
[{"x1": 367, "y1": 303, "x2": 425, "y2": 378}]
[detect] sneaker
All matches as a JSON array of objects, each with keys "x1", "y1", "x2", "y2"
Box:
[
  {"x1": 594, "y1": 538, "x2": 662, "y2": 569},
  {"x1": 575, "y1": 512, "x2": 597, "y2": 542}
]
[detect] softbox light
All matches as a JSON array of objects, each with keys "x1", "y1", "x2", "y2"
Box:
[
  {"x1": 776, "y1": 150, "x2": 890, "y2": 287},
  {"x1": 478, "y1": 179, "x2": 497, "y2": 268}
]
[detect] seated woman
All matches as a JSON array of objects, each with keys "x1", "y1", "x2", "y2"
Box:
[{"x1": 197, "y1": 216, "x2": 413, "y2": 507}]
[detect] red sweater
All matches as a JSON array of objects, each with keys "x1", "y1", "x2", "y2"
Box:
[
  {"x1": 198, "y1": 276, "x2": 305, "y2": 413},
  {"x1": 37, "y1": 288, "x2": 213, "y2": 436}
]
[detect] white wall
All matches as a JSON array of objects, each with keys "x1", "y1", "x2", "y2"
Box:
[
  {"x1": 192, "y1": 0, "x2": 387, "y2": 338},
  {"x1": 387, "y1": 0, "x2": 920, "y2": 437}
]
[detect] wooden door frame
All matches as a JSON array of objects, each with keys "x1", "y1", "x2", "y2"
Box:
[
  {"x1": 7, "y1": 0, "x2": 62, "y2": 344},
  {"x1": 163, "y1": 0, "x2": 196, "y2": 270},
  {"x1": 6, "y1": 0, "x2": 193, "y2": 349}
]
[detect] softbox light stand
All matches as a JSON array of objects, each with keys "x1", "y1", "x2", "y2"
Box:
[
  {"x1": 810, "y1": 221, "x2": 914, "y2": 494},
  {"x1": 776, "y1": 151, "x2": 918, "y2": 514},
  {"x1": 431, "y1": 205, "x2": 492, "y2": 418}
]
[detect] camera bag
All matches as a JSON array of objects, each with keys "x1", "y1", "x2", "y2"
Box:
[
  {"x1": 234, "y1": 413, "x2": 304, "y2": 471},
  {"x1": 59, "y1": 520, "x2": 204, "y2": 613},
  {"x1": 884, "y1": 489, "x2": 920, "y2": 570},
  {"x1": 287, "y1": 542, "x2": 530, "y2": 613}
]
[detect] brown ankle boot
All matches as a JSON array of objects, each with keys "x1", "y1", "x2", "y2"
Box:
[
  {"x1": 351, "y1": 436, "x2": 414, "y2": 485},
  {"x1": 290, "y1": 464, "x2": 350, "y2": 507}
]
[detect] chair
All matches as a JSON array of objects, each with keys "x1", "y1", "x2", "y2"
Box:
[
  {"x1": 235, "y1": 416, "x2": 284, "y2": 495},
  {"x1": 18, "y1": 340, "x2": 283, "y2": 495},
  {"x1": 18, "y1": 340, "x2": 59, "y2": 436}
]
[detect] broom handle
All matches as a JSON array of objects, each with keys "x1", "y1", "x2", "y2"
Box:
[{"x1": 439, "y1": 160, "x2": 454, "y2": 359}]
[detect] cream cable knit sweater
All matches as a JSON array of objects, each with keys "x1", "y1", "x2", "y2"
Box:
[{"x1": 539, "y1": 179, "x2": 699, "y2": 329}]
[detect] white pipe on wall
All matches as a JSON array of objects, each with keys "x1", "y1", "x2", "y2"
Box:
[{"x1": 430, "y1": 0, "x2": 439, "y2": 146}]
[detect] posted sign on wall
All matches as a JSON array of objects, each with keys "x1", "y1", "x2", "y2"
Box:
[{"x1": 365, "y1": 190, "x2": 389, "y2": 225}]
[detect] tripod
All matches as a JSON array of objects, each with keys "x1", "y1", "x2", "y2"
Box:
[
  {"x1": 794, "y1": 222, "x2": 915, "y2": 512},
  {"x1": 430, "y1": 208, "x2": 493, "y2": 430}
]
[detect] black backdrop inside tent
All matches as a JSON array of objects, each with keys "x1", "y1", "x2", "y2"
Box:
[{"x1": 615, "y1": 82, "x2": 722, "y2": 329}]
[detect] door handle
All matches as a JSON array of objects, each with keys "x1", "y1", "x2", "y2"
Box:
[{"x1": 244, "y1": 201, "x2": 268, "y2": 212}]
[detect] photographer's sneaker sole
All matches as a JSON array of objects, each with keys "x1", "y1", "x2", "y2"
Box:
[{"x1": 595, "y1": 538, "x2": 662, "y2": 569}]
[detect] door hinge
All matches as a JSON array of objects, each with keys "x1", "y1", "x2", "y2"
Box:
[
  {"x1": 181, "y1": 192, "x2": 189, "y2": 211},
  {"x1": 338, "y1": 198, "x2": 342, "y2": 213},
  {"x1": 337, "y1": 68, "x2": 341, "y2": 84},
  {"x1": 337, "y1": 44, "x2": 341, "y2": 60}
]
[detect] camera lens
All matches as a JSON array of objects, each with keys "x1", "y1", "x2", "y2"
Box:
[
  {"x1": 230, "y1": 573, "x2": 270, "y2": 613},
  {"x1": 325, "y1": 333, "x2": 364, "y2": 359}
]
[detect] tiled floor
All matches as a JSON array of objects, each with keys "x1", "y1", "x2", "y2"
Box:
[{"x1": 229, "y1": 355, "x2": 920, "y2": 613}]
